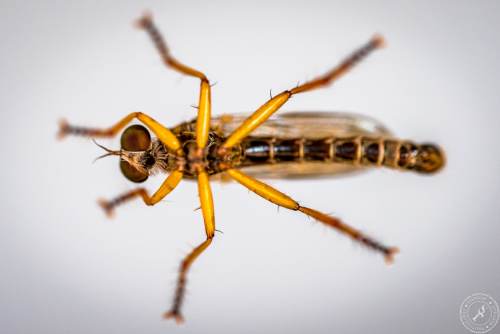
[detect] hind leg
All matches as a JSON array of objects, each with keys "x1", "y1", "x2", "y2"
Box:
[
  {"x1": 226, "y1": 169, "x2": 398, "y2": 263},
  {"x1": 220, "y1": 35, "x2": 384, "y2": 150}
]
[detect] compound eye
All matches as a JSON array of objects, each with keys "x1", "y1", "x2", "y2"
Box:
[
  {"x1": 120, "y1": 160, "x2": 149, "y2": 183},
  {"x1": 120, "y1": 125, "x2": 151, "y2": 151}
]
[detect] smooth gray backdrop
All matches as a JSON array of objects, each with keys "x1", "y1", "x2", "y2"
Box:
[{"x1": 1, "y1": 0, "x2": 499, "y2": 333}]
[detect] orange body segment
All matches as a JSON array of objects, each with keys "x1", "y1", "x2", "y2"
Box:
[
  {"x1": 165, "y1": 58, "x2": 207, "y2": 80},
  {"x1": 136, "y1": 113, "x2": 182, "y2": 152},
  {"x1": 196, "y1": 80, "x2": 212, "y2": 148},
  {"x1": 222, "y1": 91, "x2": 291, "y2": 149},
  {"x1": 197, "y1": 171, "x2": 216, "y2": 238},
  {"x1": 226, "y1": 169, "x2": 299, "y2": 210},
  {"x1": 149, "y1": 170, "x2": 184, "y2": 204},
  {"x1": 97, "y1": 170, "x2": 183, "y2": 216}
]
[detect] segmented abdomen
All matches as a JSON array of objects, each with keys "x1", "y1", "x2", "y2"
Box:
[{"x1": 241, "y1": 136, "x2": 444, "y2": 173}]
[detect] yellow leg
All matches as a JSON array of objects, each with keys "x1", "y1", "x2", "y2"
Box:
[
  {"x1": 136, "y1": 13, "x2": 212, "y2": 150},
  {"x1": 136, "y1": 15, "x2": 216, "y2": 323},
  {"x1": 58, "y1": 112, "x2": 182, "y2": 153},
  {"x1": 195, "y1": 80, "x2": 212, "y2": 149},
  {"x1": 197, "y1": 171, "x2": 216, "y2": 238},
  {"x1": 226, "y1": 169, "x2": 398, "y2": 263},
  {"x1": 98, "y1": 170, "x2": 183, "y2": 217},
  {"x1": 164, "y1": 171, "x2": 215, "y2": 323},
  {"x1": 221, "y1": 35, "x2": 384, "y2": 150}
]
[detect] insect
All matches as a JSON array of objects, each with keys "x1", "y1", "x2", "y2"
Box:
[{"x1": 58, "y1": 13, "x2": 445, "y2": 323}]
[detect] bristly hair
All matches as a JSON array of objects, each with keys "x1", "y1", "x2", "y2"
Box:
[
  {"x1": 147, "y1": 139, "x2": 170, "y2": 175},
  {"x1": 92, "y1": 138, "x2": 171, "y2": 176},
  {"x1": 118, "y1": 138, "x2": 173, "y2": 176}
]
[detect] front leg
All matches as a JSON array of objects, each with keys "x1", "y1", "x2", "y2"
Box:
[
  {"x1": 58, "y1": 112, "x2": 182, "y2": 153},
  {"x1": 98, "y1": 170, "x2": 183, "y2": 217}
]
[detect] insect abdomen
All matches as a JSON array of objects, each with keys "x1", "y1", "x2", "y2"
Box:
[{"x1": 242, "y1": 136, "x2": 444, "y2": 173}]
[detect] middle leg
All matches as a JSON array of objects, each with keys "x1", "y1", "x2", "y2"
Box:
[
  {"x1": 164, "y1": 237, "x2": 213, "y2": 324},
  {"x1": 164, "y1": 170, "x2": 216, "y2": 323}
]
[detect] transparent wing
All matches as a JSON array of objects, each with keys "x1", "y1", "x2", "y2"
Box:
[
  {"x1": 212, "y1": 111, "x2": 393, "y2": 179},
  {"x1": 213, "y1": 111, "x2": 391, "y2": 139}
]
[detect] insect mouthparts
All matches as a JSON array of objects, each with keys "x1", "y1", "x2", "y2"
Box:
[{"x1": 92, "y1": 139, "x2": 121, "y2": 162}]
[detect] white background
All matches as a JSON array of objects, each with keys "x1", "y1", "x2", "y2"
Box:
[{"x1": 1, "y1": 0, "x2": 499, "y2": 333}]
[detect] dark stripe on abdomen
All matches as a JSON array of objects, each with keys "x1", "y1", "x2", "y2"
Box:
[
  {"x1": 243, "y1": 138, "x2": 272, "y2": 162},
  {"x1": 304, "y1": 139, "x2": 331, "y2": 161},
  {"x1": 241, "y1": 136, "x2": 442, "y2": 173},
  {"x1": 274, "y1": 139, "x2": 300, "y2": 161}
]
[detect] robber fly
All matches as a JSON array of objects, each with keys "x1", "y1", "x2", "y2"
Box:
[{"x1": 58, "y1": 13, "x2": 445, "y2": 323}]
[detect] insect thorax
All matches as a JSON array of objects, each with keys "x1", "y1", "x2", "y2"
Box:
[{"x1": 166, "y1": 120, "x2": 244, "y2": 179}]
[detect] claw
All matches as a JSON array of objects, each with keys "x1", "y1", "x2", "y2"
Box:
[
  {"x1": 97, "y1": 198, "x2": 114, "y2": 218},
  {"x1": 372, "y1": 34, "x2": 386, "y2": 48},
  {"x1": 57, "y1": 119, "x2": 69, "y2": 140},
  {"x1": 134, "y1": 11, "x2": 153, "y2": 29},
  {"x1": 163, "y1": 310, "x2": 184, "y2": 324},
  {"x1": 384, "y1": 247, "x2": 399, "y2": 265}
]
